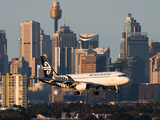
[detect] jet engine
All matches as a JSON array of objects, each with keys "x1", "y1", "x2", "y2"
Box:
[{"x1": 75, "y1": 83, "x2": 90, "y2": 91}]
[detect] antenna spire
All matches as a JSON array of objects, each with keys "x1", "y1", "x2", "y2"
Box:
[{"x1": 64, "y1": 11, "x2": 66, "y2": 26}]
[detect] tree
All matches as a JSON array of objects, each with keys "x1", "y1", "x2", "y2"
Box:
[
  {"x1": 55, "y1": 113, "x2": 60, "y2": 119},
  {"x1": 65, "y1": 111, "x2": 71, "y2": 118},
  {"x1": 82, "y1": 115, "x2": 97, "y2": 120}
]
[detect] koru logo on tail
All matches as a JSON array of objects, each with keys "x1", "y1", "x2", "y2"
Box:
[{"x1": 43, "y1": 62, "x2": 51, "y2": 75}]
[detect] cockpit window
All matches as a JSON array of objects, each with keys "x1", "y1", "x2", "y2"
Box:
[{"x1": 118, "y1": 75, "x2": 126, "y2": 77}]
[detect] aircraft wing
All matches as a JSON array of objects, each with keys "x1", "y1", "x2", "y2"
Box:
[{"x1": 38, "y1": 77, "x2": 102, "y2": 88}]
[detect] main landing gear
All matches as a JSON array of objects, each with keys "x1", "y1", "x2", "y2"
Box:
[
  {"x1": 74, "y1": 91, "x2": 80, "y2": 95},
  {"x1": 93, "y1": 87, "x2": 99, "y2": 95},
  {"x1": 115, "y1": 86, "x2": 119, "y2": 93},
  {"x1": 93, "y1": 90, "x2": 99, "y2": 95}
]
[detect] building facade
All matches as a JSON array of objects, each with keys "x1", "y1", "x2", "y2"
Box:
[
  {"x1": 149, "y1": 42, "x2": 160, "y2": 57},
  {"x1": 19, "y1": 21, "x2": 40, "y2": 68},
  {"x1": 0, "y1": 30, "x2": 8, "y2": 76},
  {"x1": 106, "y1": 56, "x2": 145, "y2": 101},
  {"x1": 149, "y1": 53, "x2": 160, "y2": 83},
  {"x1": 2, "y1": 73, "x2": 27, "y2": 108},
  {"x1": 54, "y1": 47, "x2": 74, "y2": 75},
  {"x1": 74, "y1": 47, "x2": 111, "y2": 74},
  {"x1": 40, "y1": 29, "x2": 52, "y2": 64},
  {"x1": 10, "y1": 57, "x2": 30, "y2": 77},
  {"x1": 139, "y1": 83, "x2": 160, "y2": 101},
  {"x1": 120, "y1": 14, "x2": 149, "y2": 82},
  {"x1": 78, "y1": 34, "x2": 99, "y2": 49},
  {"x1": 52, "y1": 25, "x2": 77, "y2": 70}
]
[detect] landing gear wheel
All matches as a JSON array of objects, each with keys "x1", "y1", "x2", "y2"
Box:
[
  {"x1": 116, "y1": 90, "x2": 119, "y2": 93},
  {"x1": 93, "y1": 91, "x2": 99, "y2": 95},
  {"x1": 115, "y1": 86, "x2": 119, "y2": 93},
  {"x1": 74, "y1": 91, "x2": 80, "y2": 95}
]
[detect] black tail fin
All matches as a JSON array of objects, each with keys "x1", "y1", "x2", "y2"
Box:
[{"x1": 41, "y1": 56, "x2": 58, "y2": 78}]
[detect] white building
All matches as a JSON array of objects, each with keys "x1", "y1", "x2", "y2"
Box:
[{"x1": 2, "y1": 73, "x2": 27, "y2": 108}]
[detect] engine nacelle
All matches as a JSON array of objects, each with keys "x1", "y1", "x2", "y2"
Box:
[{"x1": 75, "y1": 83, "x2": 90, "y2": 91}]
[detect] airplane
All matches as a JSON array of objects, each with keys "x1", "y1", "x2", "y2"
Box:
[{"x1": 38, "y1": 56, "x2": 130, "y2": 95}]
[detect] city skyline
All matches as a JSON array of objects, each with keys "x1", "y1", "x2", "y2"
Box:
[{"x1": 1, "y1": 0, "x2": 160, "y2": 61}]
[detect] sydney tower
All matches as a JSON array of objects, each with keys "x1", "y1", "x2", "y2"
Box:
[{"x1": 50, "y1": 0, "x2": 62, "y2": 33}]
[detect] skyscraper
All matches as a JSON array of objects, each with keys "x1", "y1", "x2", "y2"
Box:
[
  {"x1": 107, "y1": 56, "x2": 145, "y2": 101},
  {"x1": 0, "y1": 30, "x2": 7, "y2": 56},
  {"x1": 40, "y1": 29, "x2": 52, "y2": 63},
  {"x1": 52, "y1": 25, "x2": 77, "y2": 70},
  {"x1": 120, "y1": 13, "x2": 149, "y2": 82},
  {"x1": 78, "y1": 34, "x2": 99, "y2": 49},
  {"x1": 2, "y1": 73, "x2": 27, "y2": 108},
  {"x1": 124, "y1": 13, "x2": 141, "y2": 33},
  {"x1": 54, "y1": 47, "x2": 74, "y2": 74},
  {"x1": 0, "y1": 30, "x2": 8, "y2": 75},
  {"x1": 148, "y1": 42, "x2": 160, "y2": 57},
  {"x1": 19, "y1": 21, "x2": 40, "y2": 68}
]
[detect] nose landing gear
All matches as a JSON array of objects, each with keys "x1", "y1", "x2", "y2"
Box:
[
  {"x1": 115, "y1": 86, "x2": 119, "y2": 93},
  {"x1": 93, "y1": 90, "x2": 99, "y2": 95}
]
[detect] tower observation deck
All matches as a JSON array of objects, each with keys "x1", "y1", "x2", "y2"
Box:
[{"x1": 50, "y1": 0, "x2": 62, "y2": 33}]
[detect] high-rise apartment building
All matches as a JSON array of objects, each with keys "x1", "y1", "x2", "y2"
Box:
[
  {"x1": 52, "y1": 25, "x2": 77, "y2": 70},
  {"x1": 2, "y1": 73, "x2": 27, "y2": 108},
  {"x1": 19, "y1": 21, "x2": 40, "y2": 68},
  {"x1": 120, "y1": 14, "x2": 149, "y2": 82},
  {"x1": 0, "y1": 30, "x2": 8, "y2": 75},
  {"x1": 149, "y1": 53, "x2": 160, "y2": 83},
  {"x1": 149, "y1": 42, "x2": 160, "y2": 57},
  {"x1": 77, "y1": 34, "x2": 99, "y2": 49}
]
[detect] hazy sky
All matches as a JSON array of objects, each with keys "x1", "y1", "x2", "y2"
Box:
[{"x1": 1, "y1": 0, "x2": 160, "y2": 62}]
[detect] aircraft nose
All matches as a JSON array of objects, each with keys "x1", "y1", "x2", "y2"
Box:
[
  {"x1": 126, "y1": 77, "x2": 130, "y2": 83},
  {"x1": 123, "y1": 77, "x2": 130, "y2": 84}
]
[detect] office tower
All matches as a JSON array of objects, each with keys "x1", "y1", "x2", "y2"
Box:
[
  {"x1": 74, "y1": 47, "x2": 111, "y2": 74},
  {"x1": 54, "y1": 47, "x2": 74, "y2": 74},
  {"x1": 52, "y1": 25, "x2": 77, "y2": 70},
  {"x1": 0, "y1": 30, "x2": 7, "y2": 56},
  {"x1": 108, "y1": 56, "x2": 145, "y2": 101},
  {"x1": 19, "y1": 21, "x2": 40, "y2": 68},
  {"x1": 78, "y1": 34, "x2": 99, "y2": 49},
  {"x1": 10, "y1": 57, "x2": 30, "y2": 77},
  {"x1": 120, "y1": 13, "x2": 149, "y2": 82},
  {"x1": 149, "y1": 42, "x2": 160, "y2": 57},
  {"x1": 149, "y1": 53, "x2": 160, "y2": 83},
  {"x1": 2, "y1": 73, "x2": 27, "y2": 108},
  {"x1": 124, "y1": 13, "x2": 141, "y2": 33},
  {"x1": 40, "y1": 29, "x2": 52, "y2": 64},
  {"x1": 0, "y1": 30, "x2": 8, "y2": 75},
  {"x1": 50, "y1": 0, "x2": 62, "y2": 33}
]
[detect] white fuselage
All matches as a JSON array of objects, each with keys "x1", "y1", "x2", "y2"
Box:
[{"x1": 58, "y1": 71, "x2": 130, "y2": 86}]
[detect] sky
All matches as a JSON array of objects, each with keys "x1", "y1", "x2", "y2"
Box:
[{"x1": 1, "y1": 0, "x2": 160, "y2": 62}]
